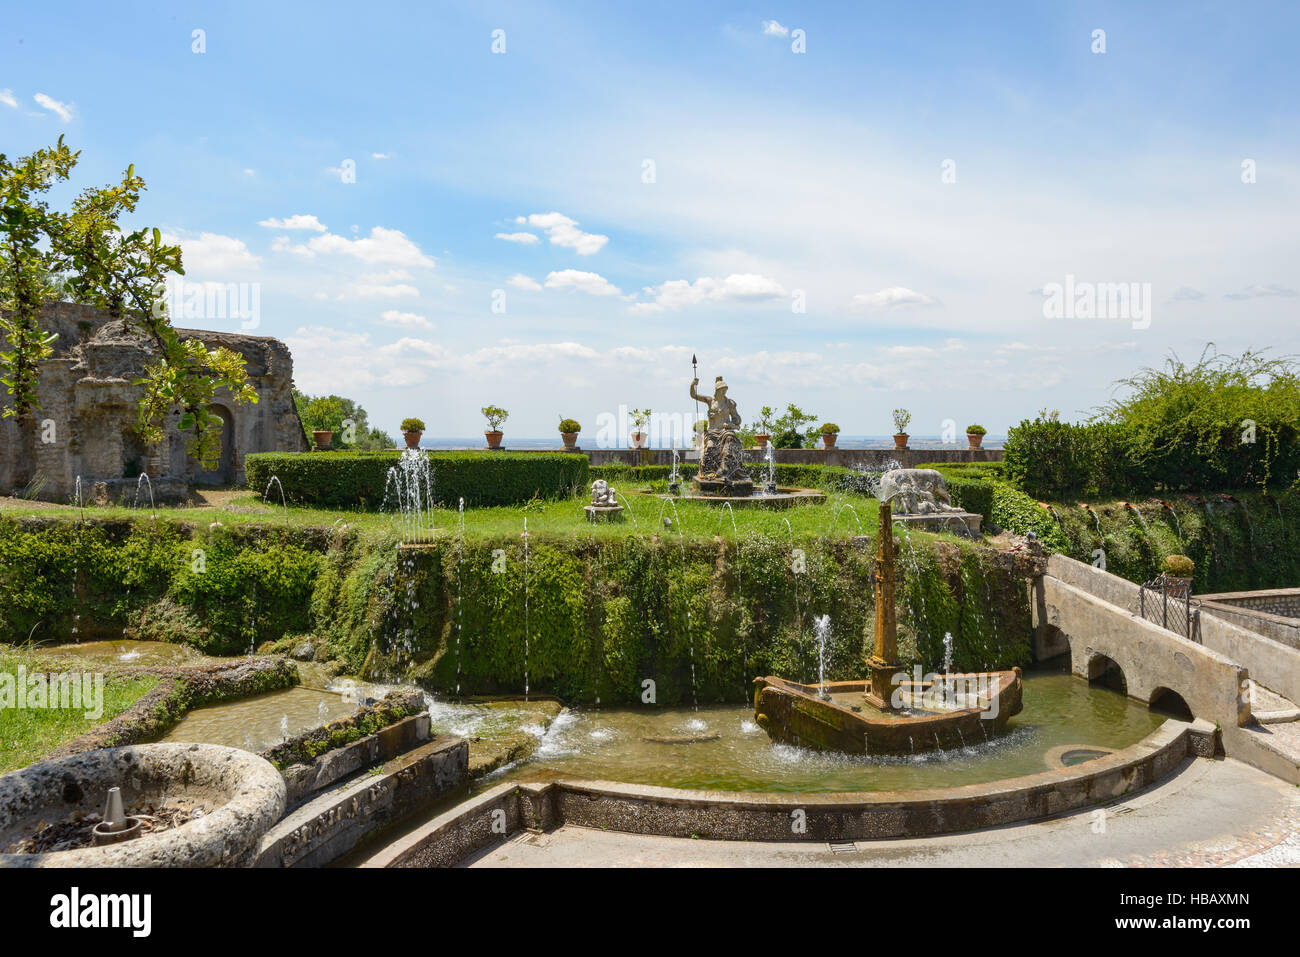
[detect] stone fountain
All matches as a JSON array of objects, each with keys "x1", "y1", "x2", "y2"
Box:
[
  {"x1": 753, "y1": 496, "x2": 1022, "y2": 754},
  {"x1": 877, "y1": 468, "x2": 983, "y2": 536}
]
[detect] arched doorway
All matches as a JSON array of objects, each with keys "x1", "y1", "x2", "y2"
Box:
[
  {"x1": 1087, "y1": 653, "x2": 1127, "y2": 695},
  {"x1": 1149, "y1": 687, "x2": 1194, "y2": 720},
  {"x1": 194, "y1": 405, "x2": 235, "y2": 486}
]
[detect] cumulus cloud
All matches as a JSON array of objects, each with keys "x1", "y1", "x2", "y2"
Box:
[
  {"x1": 514, "y1": 212, "x2": 608, "y2": 255},
  {"x1": 630, "y1": 273, "x2": 786, "y2": 313},
  {"x1": 507, "y1": 273, "x2": 542, "y2": 291},
  {"x1": 852, "y1": 286, "x2": 940, "y2": 309},
  {"x1": 762, "y1": 20, "x2": 790, "y2": 36},
  {"x1": 495, "y1": 231, "x2": 541, "y2": 245},
  {"x1": 34, "y1": 93, "x2": 73, "y2": 121},
  {"x1": 378, "y1": 309, "x2": 433, "y2": 329},
  {"x1": 162, "y1": 232, "x2": 261, "y2": 274},
  {"x1": 0, "y1": 89, "x2": 16, "y2": 109},
  {"x1": 307, "y1": 226, "x2": 434, "y2": 268},
  {"x1": 259, "y1": 214, "x2": 327, "y2": 232},
  {"x1": 544, "y1": 269, "x2": 621, "y2": 296}
]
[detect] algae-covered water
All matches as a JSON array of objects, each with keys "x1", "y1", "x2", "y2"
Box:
[{"x1": 489, "y1": 672, "x2": 1167, "y2": 793}]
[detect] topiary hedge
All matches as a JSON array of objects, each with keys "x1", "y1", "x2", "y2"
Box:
[{"x1": 245, "y1": 451, "x2": 589, "y2": 509}]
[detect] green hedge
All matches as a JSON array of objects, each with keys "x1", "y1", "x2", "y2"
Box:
[
  {"x1": 1002, "y1": 420, "x2": 1146, "y2": 499},
  {"x1": 245, "y1": 451, "x2": 589, "y2": 509}
]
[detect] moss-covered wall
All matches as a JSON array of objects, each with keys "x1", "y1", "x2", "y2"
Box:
[{"x1": 0, "y1": 516, "x2": 1035, "y2": 705}]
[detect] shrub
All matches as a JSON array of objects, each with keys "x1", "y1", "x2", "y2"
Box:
[
  {"x1": 966, "y1": 424, "x2": 987, "y2": 435},
  {"x1": 558, "y1": 418, "x2": 581, "y2": 433},
  {"x1": 245, "y1": 451, "x2": 588, "y2": 509},
  {"x1": 481, "y1": 406, "x2": 509, "y2": 431},
  {"x1": 401, "y1": 418, "x2": 425, "y2": 433},
  {"x1": 892, "y1": 409, "x2": 911, "y2": 434},
  {"x1": 819, "y1": 422, "x2": 840, "y2": 434},
  {"x1": 1164, "y1": 554, "x2": 1195, "y2": 578}
]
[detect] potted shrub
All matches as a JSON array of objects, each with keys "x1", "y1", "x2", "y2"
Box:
[
  {"x1": 753, "y1": 406, "x2": 776, "y2": 449},
  {"x1": 401, "y1": 417, "x2": 425, "y2": 450},
  {"x1": 892, "y1": 408, "x2": 911, "y2": 450},
  {"x1": 558, "y1": 417, "x2": 581, "y2": 450},
  {"x1": 1164, "y1": 554, "x2": 1195, "y2": 582},
  {"x1": 312, "y1": 429, "x2": 333, "y2": 450},
  {"x1": 966, "y1": 423, "x2": 987, "y2": 449},
  {"x1": 819, "y1": 422, "x2": 840, "y2": 449},
  {"x1": 630, "y1": 408, "x2": 652, "y2": 449},
  {"x1": 482, "y1": 405, "x2": 508, "y2": 449}
]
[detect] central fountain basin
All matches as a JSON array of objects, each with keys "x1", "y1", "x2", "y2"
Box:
[{"x1": 753, "y1": 669, "x2": 1023, "y2": 755}]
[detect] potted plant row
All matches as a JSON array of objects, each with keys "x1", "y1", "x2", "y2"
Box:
[
  {"x1": 558, "y1": 417, "x2": 581, "y2": 450},
  {"x1": 401, "y1": 417, "x2": 425, "y2": 450},
  {"x1": 482, "y1": 405, "x2": 508, "y2": 449}
]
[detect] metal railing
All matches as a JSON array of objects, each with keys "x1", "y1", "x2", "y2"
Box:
[{"x1": 1136, "y1": 574, "x2": 1201, "y2": 642}]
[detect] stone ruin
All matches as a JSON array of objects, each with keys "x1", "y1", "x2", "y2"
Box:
[{"x1": 0, "y1": 303, "x2": 308, "y2": 503}]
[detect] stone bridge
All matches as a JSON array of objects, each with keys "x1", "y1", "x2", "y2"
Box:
[{"x1": 1034, "y1": 554, "x2": 1300, "y2": 785}]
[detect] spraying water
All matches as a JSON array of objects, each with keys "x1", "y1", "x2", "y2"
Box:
[
  {"x1": 383, "y1": 449, "x2": 436, "y2": 543},
  {"x1": 263, "y1": 475, "x2": 287, "y2": 518},
  {"x1": 814, "y1": 614, "x2": 832, "y2": 699}
]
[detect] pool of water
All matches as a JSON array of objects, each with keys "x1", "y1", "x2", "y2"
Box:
[
  {"x1": 488, "y1": 672, "x2": 1166, "y2": 793},
  {"x1": 30, "y1": 639, "x2": 228, "y2": 668},
  {"x1": 160, "y1": 686, "x2": 358, "y2": 752}
]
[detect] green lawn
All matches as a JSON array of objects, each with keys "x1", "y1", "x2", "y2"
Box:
[{"x1": 0, "y1": 648, "x2": 160, "y2": 773}]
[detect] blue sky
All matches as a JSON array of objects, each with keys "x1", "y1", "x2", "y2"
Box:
[{"x1": 3, "y1": 1, "x2": 1297, "y2": 440}]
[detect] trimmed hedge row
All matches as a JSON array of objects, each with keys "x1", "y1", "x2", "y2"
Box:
[{"x1": 245, "y1": 451, "x2": 589, "y2": 509}]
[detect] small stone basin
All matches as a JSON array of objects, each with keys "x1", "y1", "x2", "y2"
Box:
[{"x1": 0, "y1": 743, "x2": 285, "y2": 868}]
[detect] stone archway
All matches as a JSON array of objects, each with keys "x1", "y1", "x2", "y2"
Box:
[
  {"x1": 1149, "y1": 687, "x2": 1194, "y2": 721},
  {"x1": 1087, "y1": 653, "x2": 1127, "y2": 695},
  {"x1": 194, "y1": 404, "x2": 235, "y2": 486}
]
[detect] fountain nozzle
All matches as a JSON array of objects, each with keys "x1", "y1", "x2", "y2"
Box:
[{"x1": 91, "y1": 786, "x2": 142, "y2": 845}]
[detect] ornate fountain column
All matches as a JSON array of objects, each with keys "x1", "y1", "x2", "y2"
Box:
[{"x1": 865, "y1": 498, "x2": 902, "y2": 711}]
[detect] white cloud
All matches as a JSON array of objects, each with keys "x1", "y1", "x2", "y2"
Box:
[
  {"x1": 495, "y1": 231, "x2": 541, "y2": 245},
  {"x1": 259, "y1": 214, "x2": 328, "y2": 232},
  {"x1": 631, "y1": 273, "x2": 786, "y2": 313},
  {"x1": 339, "y1": 281, "x2": 420, "y2": 299},
  {"x1": 544, "y1": 269, "x2": 621, "y2": 296},
  {"x1": 308, "y1": 226, "x2": 435, "y2": 268},
  {"x1": 852, "y1": 286, "x2": 940, "y2": 309},
  {"x1": 1224, "y1": 283, "x2": 1297, "y2": 301},
  {"x1": 378, "y1": 309, "x2": 433, "y2": 329},
  {"x1": 162, "y1": 232, "x2": 261, "y2": 275},
  {"x1": 33, "y1": 93, "x2": 73, "y2": 122},
  {"x1": 762, "y1": 20, "x2": 790, "y2": 36},
  {"x1": 271, "y1": 236, "x2": 314, "y2": 257},
  {"x1": 508, "y1": 273, "x2": 543, "y2": 291},
  {"x1": 0, "y1": 89, "x2": 16, "y2": 109},
  {"x1": 517, "y1": 212, "x2": 608, "y2": 255},
  {"x1": 372, "y1": 152, "x2": 392, "y2": 160}
]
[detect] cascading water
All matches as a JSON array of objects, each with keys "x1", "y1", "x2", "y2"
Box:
[
  {"x1": 814, "y1": 614, "x2": 831, "y2": 699},
  {"x1": 716, "y1": 502, "x2": 747, "y2": 701},
  {"x1": 783, "y1": 517, "x2": 807, "y2": 686},
  {"x1": 455, "y1": 497, "x2": 465, "y2": 695},
  {"x1": 656, "y1": 497, "x2": 697, "y2": 710},
  {"x1": 762, "y1": 442, "x2": 776, "y2": 494},
  {"x1": 522, "y1": 517, "x2": 530, "y2": 700},
  {"x1": 383, "y1": 449, "x2": 436, "y2": 543}
]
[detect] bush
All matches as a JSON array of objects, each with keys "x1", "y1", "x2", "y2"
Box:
[
  {"x1": 1003, "y1": 417, "x2": 1146, "y2": 499},
  {"x1": 819, "y1": 423, "x2": 840, "y2": 434},
  {"x1": 401, "y1": 418, "x2": 424, "y2": 433},
  {"x1": 965, "y1": 424, "x2": 986, "y2": 435},
  {"x1": 1164, "y1": 554, "x2": 1195, "y2": 578},
  {"x1": 558, "y1": 418, "x2": 581, "y2": 433},
  {"x1": 245, "y1": 451, "x2": 588, "y2": 509}
]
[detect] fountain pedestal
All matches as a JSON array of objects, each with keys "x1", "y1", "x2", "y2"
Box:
[{"x1": 863, "y1": 499, "x2": 902, "y2": 711}]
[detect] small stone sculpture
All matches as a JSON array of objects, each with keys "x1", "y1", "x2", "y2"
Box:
[
  {"x1": 591, "y1": 479, "x2": 617, "y2": 507},
  {"x1": 877, "y1": 468, "x2": 963, "y2": 515}
]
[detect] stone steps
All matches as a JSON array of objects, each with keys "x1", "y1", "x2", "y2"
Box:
[{"x1": 1252, "y1": 685, "x2": 1300, "y2": 725}]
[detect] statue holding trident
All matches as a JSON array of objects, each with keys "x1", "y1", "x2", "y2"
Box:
[{"x1": 689, "y1": 372, "x2": 753, "y2": 496}]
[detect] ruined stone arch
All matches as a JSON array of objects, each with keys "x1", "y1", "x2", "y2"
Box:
[
  {"x1": 1086, "y1": 652, "x2": 1127, "y2": 695},
  {"x1": 1149, "y1": 686, "x2": 1194, "y2": 720}
]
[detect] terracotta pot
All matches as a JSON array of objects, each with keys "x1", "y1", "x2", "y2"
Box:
[
  {"x1": 403, "y1": 430, "x2": 423, "y2": 450},
  {"x1": 967, "y1": 433, "x2": 984, "y2": 449},
  {"x1": 893, "y1": 433, "x2": 909, "y2": 450},
  {"x1": 821, "y1": 432, "x2": 838, "y2": 449},
  {"x1": 630, "y1": 431, "x2": 648, "y2": 449},
  {"x1": 485, "y1": 431, "x2": 504, "y2": 449},
  {"x1": 755, "y1": 434, "x2": 770, "y2": 449},
  {"x1": 561, "y1": 431, "x2": 579, "y2": 450},
  {"x1": 312, "y1": 430, "x2": 333, "y2": 450}
]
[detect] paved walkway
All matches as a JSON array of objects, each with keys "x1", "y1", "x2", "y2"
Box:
[{"x1": 461, "y1": 757, "x2": 1300, "y2": 867}]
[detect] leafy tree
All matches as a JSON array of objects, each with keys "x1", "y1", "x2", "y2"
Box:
[
  {"x1": 771, "y1": 403, "x2": 818, "y2": 448},
  {"x1": 294, "y1": 390, "x2": 393, "y2": 449}
]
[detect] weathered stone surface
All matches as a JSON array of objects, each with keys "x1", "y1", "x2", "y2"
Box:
[
  {"x1": 0, "y1": 302, "x2": 308, "y2": 500},
  {"x1": 0, "y1": 743, "x2": 285, "y2": 868}
]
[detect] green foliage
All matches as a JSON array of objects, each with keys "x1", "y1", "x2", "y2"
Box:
[
  {"x1": 965, "y1": 424, "x2": 987, "y2": 435},
  {"x1": 1164, "y1": 554, "x2": 1195, "y2": 577},
  {"x1": 558, "y1": 418, "x2": 581, "y2": 433},
  {"x1": 482, "y1": 405, "x2": 509, "y2": 431},
  {"x1": 818, "y1": 422, "x2": 840, "y2": 434},
  {"x1": 772, "y1": 403, "x2": 818, "y2": 448},
  {"x1": 295, "y1": 391, "x2": 391, "y2": 450},
  {"x1": 400, "y1": 417, "x2": 425, "y2": 433},
  {"x1": 244, "y1": 450, "x2": 589, "y2": 509},
  {"x1": 892, "y1": 408, "x2": 911, "y2": 434}
]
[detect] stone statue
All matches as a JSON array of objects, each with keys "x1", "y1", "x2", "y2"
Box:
[
  {"x1": 590, "y1": 479, "x2": 617, "y2": 507},
  {"x1": 877, "y1": 469, "x2": 962, "y2": 515},
  {"x1": 690, "y1": 375, "x2": 752, "y2": 495}
]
